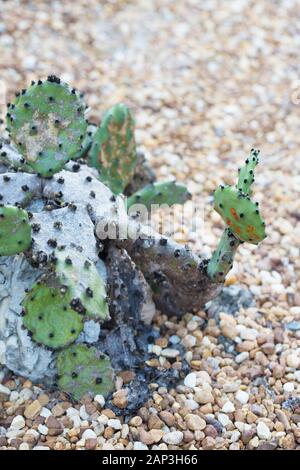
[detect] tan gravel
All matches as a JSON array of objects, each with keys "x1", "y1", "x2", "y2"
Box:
[{"x1": 0, "y1": 0, "x2": 300, "y2": 450}]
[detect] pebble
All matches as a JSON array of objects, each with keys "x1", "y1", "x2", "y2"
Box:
[
  {"x1": 163, "y1": 431, "x2": 183, "y2": 445},
  {"x1": 186, "y1": 414, "x2": 206, "y2": 431},
  {"x1": 235, "y1": 352, "x2": 249, "y2": 364},
  {"x1": 235, "y1": 390, "x2": 249, "y2": 405},
  {"x1": 221, "y1": 401, "x2": 235, "y2": 413},
  {"x1": 0, "y1": 384, "x2": 10, "y2": 395},
  {"x1": 256, "y1": 421, "x2": 271, "y2": 440},
  {"x1": 94, "y1": 395, "x2": 105, "y2": 408},
  {"x1": 9, "y1": 415, "x2": 25, "y2": 430},
  {"x1": 283, "y1": 382, "x2": 294, "y2": 393},
  {"x1": 107, "y1": 419, "x2": 122, "y2": 430},
  {"x1": 159, "y1": 411, "x2": 175, "y2": 427},
  {"x1": 37, "y1": 424, "x2": 48, "y2": 436},
  {"x1": 286, "y1": 354, "x2": 300, "y2": 368},
  {"x1": 160, "y1": 348, "x2": 180, "y2": 358},
  {"x1": 82, "y1": 429, "x2": 97, "y2": 440},
  {"x1": 184, "y1": 372, "x2": 197, "y2": 388},
  {"x1": 24, "y1": 400, "x2": 42, "y2": 419},
  {"x1": 133, "y1": 441, "x2": 149, "y2": 450},
  {"x1": 218, "y1": 413, "x2": 230, "y2": 427}
]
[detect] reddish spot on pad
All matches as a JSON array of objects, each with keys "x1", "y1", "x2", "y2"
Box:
[{"x1": 230, "y1": 207, "x2": 239, "y2": 221}]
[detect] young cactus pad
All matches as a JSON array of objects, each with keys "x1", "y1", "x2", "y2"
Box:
[
  {"x1": 0, "y1": 206, "x2": 31, "y2": 256},
  {"x1": 54, "y1": 248, "x2": 110, "y2": 321},
  {"x1": 56, "y1": 344, "x2": 114, "y2": 400},
  {"x1": 22, "y1": 283, "x2": 83, "y2": 349},
  {"x1": 213, "y1": 185, "x2": 266, "y2": 244},
  {"x1": 6, "y1": 76, "x2": 87, "y2": 177},
  {"x1": 89, "y1": 103, "x2": 137, "y2": 194},
  {"x1": 126, "y1": 180, "x2": 191, "y2": 210}
]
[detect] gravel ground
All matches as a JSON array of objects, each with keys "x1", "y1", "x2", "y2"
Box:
[{"x1": 0, "y1": 0, "x2": 300, "y2": 451}]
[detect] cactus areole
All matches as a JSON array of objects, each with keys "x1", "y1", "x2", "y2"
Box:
[{"x1": 0, "y1": 77, "x2": 266, "y2": 403}]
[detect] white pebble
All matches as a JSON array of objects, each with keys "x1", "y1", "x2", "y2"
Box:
[
  {"x1": 235, "y1": 390, "x2": 249, "y2": 404},
  {"x1": 82, "y1": 429, "x2": 97, "y2": 440},
  {"x1": 161, "y1": 348, "x2": 180, "y2": 358},
  {"x1": 38, "y1": 424, "x2": 48, "y2": 436},
  {"x1": 163, "y1": 431, "x2": 183, "y2": 445},
  {"x1": 40, "y1": 407, "x2": 52, "y2": 419},
  {"x1": 107, "y1": 419, "x2": 122, "y2": 430},
  {"x1": 221, "y1": 401, "x2": 235, "y2": 413},
  {"x1": 283, "y1": 382, "x2": 294, "y2": 393},
  {"x1": 0, "y1": 384, "x2": 10, "y2": 395},
  {"x1": 9, "y1": 415, "x2": 25, "y2": 430},
  {"x1": 257, "y1": 421, "x2": 271, "y2": 440},
  {"x1": 184, "y1": 372, "x2": 197, "y2": 388},
  {"x1": 218, "y1": 413, "x2": 231, "y2": 427},
  {"x1": 235, "y1": 352, "x2": 249, "y2": 364},
  {"x1": 133, "y1": 441, "x2": 149, "y2": 450},
  {"x1": 94, "y1": 394, "x2": 105, "y2": 407}
]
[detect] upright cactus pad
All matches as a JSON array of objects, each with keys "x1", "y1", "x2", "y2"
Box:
[
  {"x1": 56, "y1": 344, "x2": 114, "y2": 400},
  {"x1": 89, "y1": 103, "x2": 137, "y2": 194},
  {"x1": 0, "y1": 206, "x2": 31, "y2": 256},
  {"x1": 6, "y1": 76, "x2": 87, "y2": 177},
  {"x1": 207, "y1": 149, "x2": 266, "y2": 282},
  {"x1": 54, "y1": 248, "x2": 109, "y2": 321},
  {"x1": 213, "y1": 185, "x2": 266, "y2": 244},
  {"x1": 126, "y1": 180, "x2": 191, "y2": 210},
  {"x1": 22, "y1": 283, "x2": 83, "y2": 349}
]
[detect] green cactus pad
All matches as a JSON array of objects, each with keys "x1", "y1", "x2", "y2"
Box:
[
  {"x1": 54, "y1": 249, "x2": 109, "y2": 321},
  {"x1": 56, "y1": 344, "x2": 114, "y2": 400},
  {"x1": 23, "y1": 283, "x2": 83, "y2": 349},
  {"x1": 6, "y1": 76, "x2": 87, "y2": 177},
  {"x1": 126, "y1": 180, "x2": 191, "y2": 210},
  {"x1": 89, "y1": 103, "x2": 137, "y2": 194},
  {"x1": 0, "y1": 206, "x2": 32, "y2": 255},
  {"x1": 214, "y1": 185, "x2": 266, "y2": 244}
]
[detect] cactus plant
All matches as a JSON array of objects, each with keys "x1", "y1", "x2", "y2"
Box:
[
  {"x1": 126, "y1": 180, "x2": 191, "y2": 210},
  {"x1": 56, "y1": 344, "x2": 114, "y2": 400},
  {"x1": 0, "y1": 205, "x2": 31, "y2": 256},
  {"x1": 207, "y1": 149, "x2": 266, "y2": 282},
  {"x1": 0, "y1": 78, "x2": 267, "y2": 403},
  {"x1": 6, "y1": 75, "x2": 87, "y2": 177},
  {"x1": 89, "y1": 103, "x2": 137, "y2": 194}
]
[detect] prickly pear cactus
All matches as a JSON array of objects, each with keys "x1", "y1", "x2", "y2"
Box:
[
  {"x1": 0, "y1": 206, "x2": 31, "y2": 256},
  {"x1": 207, "y1": 149, "x2": 266, "y2": 282},
  {"x1": 56, "y1": 344, "x2": 114, "y2": 400},
  {"x1": 54, "y1": 248, "x2": 110, "y2": 321},
  {"x1": 213, "y1": 186, "x2": 266, "y2": 244},
  {"x1": 6, "y1": 76, "x2": 87, "y2": 177},
  {"x1": 89, "y1": 103, "x2": 137, "y2": 194},
  {"x1": 22, "y1": 282, "x2": 83, "y2": 349},
  {"x1": 126, "y1": 180, "x2": 191, "y2": 210},
  {"x1": 0, "y1": 77, "x2": 268, "y2": 404}
]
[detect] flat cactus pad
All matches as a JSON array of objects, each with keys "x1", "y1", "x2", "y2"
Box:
[
  {"x1": 126, "y1": 180, "x2": 191, "y2": 210},
  {"x1": 54, "y1": 248, "x2": 109, "y2": 322},
  {"x1": 214, "y1": 186, "x2": 266, "y2": 244},
  {"x1": 89, "y1": 103, "x2": 137, "y2": 194},
  {"x1": 6, "y1": 76, "x2": 87, "y2": 177},
  {"x1": 0, "y1": 206, "x2": 32, "y2": 256},
  {"x1": 23, "y1": 283, "x2": 83, "y2": 349},
  {"x1": 56, "y1": 344, "x2": 114, "y2": 400}
]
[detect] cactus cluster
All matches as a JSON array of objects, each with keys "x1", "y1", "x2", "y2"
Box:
[{"x1": 0, "y1": 76, "x2": 267, "y2": 401}]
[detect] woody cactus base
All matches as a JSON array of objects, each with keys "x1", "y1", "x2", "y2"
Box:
[{"x1": 0, "y1": 77, "x2": 266, "y2": 404}]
